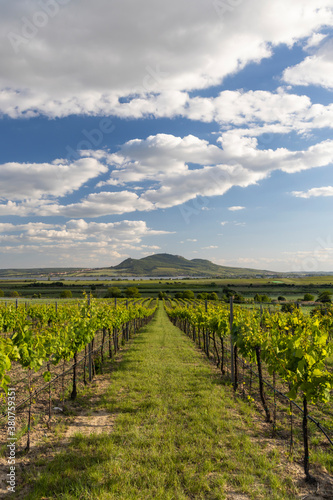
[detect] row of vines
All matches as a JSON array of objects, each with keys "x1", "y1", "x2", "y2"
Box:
[
  {"x1": 0, "y1": 297, "x2": 157, "y2": 450},
  {"x1": 166, "y1": 299, "x2": 333, "y2": 483}
]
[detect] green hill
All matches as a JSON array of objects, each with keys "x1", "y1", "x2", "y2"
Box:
[{"x1": 110, "y1": 253, "x2": 274, "y2": 277}]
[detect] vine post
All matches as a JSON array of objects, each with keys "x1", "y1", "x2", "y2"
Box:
[
  {"x1": 303, "y1": 396, "x2": 316, "y2": 484},
  {"x1": 25, "y1": 368, "x2": 32, "y2": 451},
  {"x1": 255, "y1": 345, "x2": 271, "y2": 422},
  {"x1": 70, "y1": 352, "x2": 78, "y2": 400},
  {"x1": 47, "y1": 361, "x2": 52, "y2": 429},
  {"x1": 229, "y1": 296, "x2": 235, "y2": 386}
]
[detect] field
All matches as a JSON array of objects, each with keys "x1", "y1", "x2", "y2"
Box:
[
  {"x1": 1, "y1": 297, "x2": 333, "y2": 498},
  {"x1": 0, "y1": 275, "x2": 333, "y2": 301}
]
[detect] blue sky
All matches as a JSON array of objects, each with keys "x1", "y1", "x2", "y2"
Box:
[{"x1": 0, "y1": 0, "x2": 333, "y2": 272}]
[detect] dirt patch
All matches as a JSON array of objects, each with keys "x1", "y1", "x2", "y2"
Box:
[
  {"x1": 0, "y1": 354, "x2": 122, "y2": 499},
  {"x1": 65, "y1": 410, "x2": 116, "y2": 438},
  {"x1": 225, "y1": 491, "x2": 251, "y2": 500}
]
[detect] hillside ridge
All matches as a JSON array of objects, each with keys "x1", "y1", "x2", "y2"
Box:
[{"x1": 111, "y1": 253, "x2": 274, "y2": 277}]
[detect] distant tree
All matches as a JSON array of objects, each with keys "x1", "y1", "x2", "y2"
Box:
[
  {"x1": 124, "y1": 287, "x2": 141, "y2": 298},
  {"x1": 277, "y1": 296, "x2": 286, "y2": 301},
  {"x1": 0, "y1": 289, "x2": 4, "y2": 297},
  {"x1": 281, "y1": 303, "x2": 296, "y2": 313},
  {"x1": 182, "y1": 290, "x2": 195, "y2": 300},
  {"x1": 197, "y1": 293, "x2": 207, "y2": 300},
  {"x1": 254, "y1": 294, "x2": 270, "y2": 303},
  {"x1": 223, "y1": 287, "x2": 233, "y2": 298},
  {"x1": 158, "y1": 291, "x2": 167, "y2": 299},
  {"x1": 317, "y1": 291, "x2": 332, "y2": 303},
  {"x1": 9, "y1": 291, "x2": 20, "y2": 298},
  {"x1": 208, "y1": 292, "x2": 218, "y2": 301},
  {"x1": 60, "y1": 290, "x2": 72, "y2": 298},
  {"x1": 233, "y1": 292, "x2": 244, "y2": 303},
  {"x1": 175, "y1": 292, "x2": 184, "y2": 299},
  {"x1": 105, "y1": 287, "x2": 123, "y2": 298},
  {"x1": 303, "y1": 293, "x2": 315, "y2": 302}
]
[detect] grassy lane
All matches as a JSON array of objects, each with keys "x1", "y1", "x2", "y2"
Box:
[{"x1": 24, "y1": 302, "x2": 297, "y2": 499}]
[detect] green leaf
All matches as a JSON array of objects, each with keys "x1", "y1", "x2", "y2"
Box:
[{"x1": 43, "y1": 371, "x2": 52, "y2": 382}]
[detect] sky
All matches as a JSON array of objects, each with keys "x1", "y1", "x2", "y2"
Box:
[{"x1": 0, "y1": 0, "x2": 333, "y2": 272}]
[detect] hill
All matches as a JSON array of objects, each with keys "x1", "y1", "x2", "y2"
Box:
[{"x1": 110, "y1": 253, "x2": 275, "y2": 277}]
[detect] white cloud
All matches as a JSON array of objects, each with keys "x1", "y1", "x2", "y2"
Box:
[
  {"x1": 292, "y1": 186, "x2": 333, "y2": 198},
  {"x1": 45, "y1": 87, "x2": 333, "y2": 138},
  {"x1": 0, "y1": 219, "x2": 170, "y2": 267},
  {"x1": 0, "y1": 158, "x2": 108, "y2": 201},
  {"x1": 228, "y1": 206, "x2": 245, "y2": 211},
  {"x1": 103, "y1": 133, "x2": 333, "y2": 210},
  {"x1": 304, "y1": 32, "x2": 327, "y2": 50},
  {"x1": 0, "y1": 0, "x2": 332, "y2": 118},
  {"x1": 0, "y1": 220, "x2": 168, "y2": 243},
  {"x1": 38, "y1": 191, "x2": 154, "y2": 217},
  {"x1": 95, "y1": 134, "x2": 227, "y2": 187},
  {"x1": 1, "y1": 133, "x2": 333, "y2": 217},
  {"x1": 183, "y1": 88, "x2": 333, "y2": 136},
  {"x1": 220, "y1": 220, "x2": 246, "y2": 227},
  {"x1": 283, "y1": 39, "x2": 333, "y2": 90}
]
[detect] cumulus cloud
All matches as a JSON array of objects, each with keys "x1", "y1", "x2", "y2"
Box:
[
  {"x1": 0, "y1": 220, "x2": 168, "y2": 243},
  {"x1": 94, "y1": 134, "x2": 227, "y2": 187},
  {"x1": 94, "y1": 133, "x2": 333, "y2": 210},
  {"x1": 183, "y1": 88, "x2": 333, "y2": 136},
  {"x1": 38, "y1": 192, "x2": 154, "y2": 217},
  {"x1": 67, "y1": 88, "x2": 333, "y2": 137},
  {"x1": 0, "y1": 219, "x2": 171, "y2": 266},
  {"x1": 0, "y1": 158, "x2": 108, "y2": 201},
  {"x1": 1, "y1": 133, "x2": 333, "y2": 217},
  {"x1": 283, "y1": 39, "x2": 333, "y2": 89},
  {"x1": 292, "y1": 186, "x2": 333, "y2": 198},
  {"x1": 0, "y1": 192, "x2": 154, "y2": 217},
  {"x1": 304, "y1": 32, "x2": 328, "y2": 50},
  {"x1": 0, "y1": 0, "x2": 332, "y2": 118}
]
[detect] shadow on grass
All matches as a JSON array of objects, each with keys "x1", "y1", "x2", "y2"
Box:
[{"x1": 22, "y1": 434, "x2": 114, "y2": 499}]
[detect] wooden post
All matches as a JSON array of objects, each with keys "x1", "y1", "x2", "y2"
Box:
[
  {"x1": 230, "y1": 296, "x2": 234, "y2": 385},
  {"x1": 88, "y1": 342, "x2": 92, "y2": 382},
  {"x1": 71, "y1": 352, "x2": 78, "y2": 400}
]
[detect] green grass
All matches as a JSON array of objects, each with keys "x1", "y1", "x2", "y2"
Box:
[{"x1": 21, "y1": 303, "x2": 297, "y2": 499}]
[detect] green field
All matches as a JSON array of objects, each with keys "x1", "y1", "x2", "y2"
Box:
[
  {"x1": 21, "y1": 303, "x2": 299, "y2": 499},
  {"x1": 0, "y1": 275, "x2": 332, "y2": 302}
]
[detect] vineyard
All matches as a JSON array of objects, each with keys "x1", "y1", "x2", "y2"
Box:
[
  {"x1": 0, "y1": 297, "x2": 156, "y2": 454},
  {"x1": 1, "y1": 296, "x2": 333, "y2": 497},
  {"x1": 166, "y1": 298, "x2": 333, "y2": 482}
]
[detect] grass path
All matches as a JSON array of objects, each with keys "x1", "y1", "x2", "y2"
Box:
[{"x1": 24, "y1": 303, "x2": 298, "y2": 499}]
